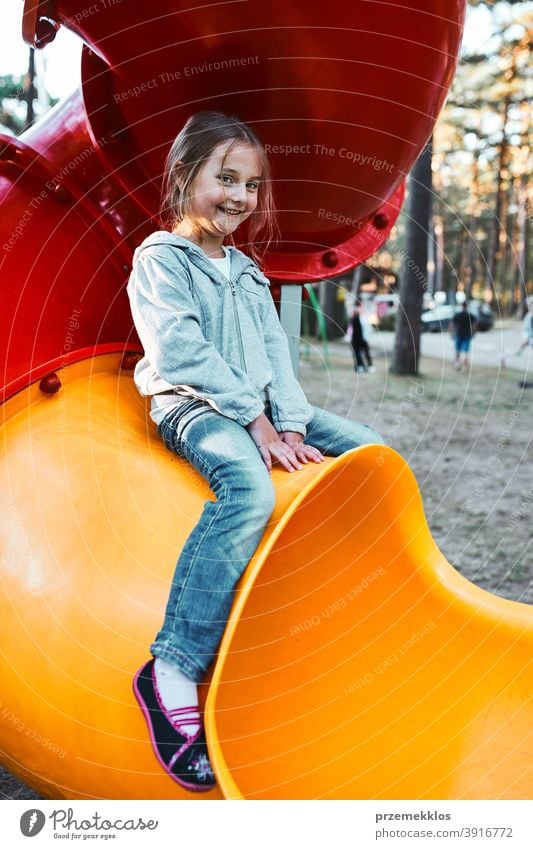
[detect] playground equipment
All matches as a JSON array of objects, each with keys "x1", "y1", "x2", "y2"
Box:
[
  {"x1": 2, "y1": 0, "x2": 531, "y2": 800},
  {"x1": 2, "y1": 0, "x2": 469, "y2": 395},
  {"x1": 3, "y1": 352, "x2": 531, "y2": 800},
  {"x1": 206, "y1": 447, "x2": 533, "y2": 800}
]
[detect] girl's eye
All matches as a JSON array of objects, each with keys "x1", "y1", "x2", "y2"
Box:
[{"x1": 219, "y1": 174, "x2": 259, "y2": 190}]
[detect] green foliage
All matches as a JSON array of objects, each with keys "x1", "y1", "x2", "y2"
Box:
[
  {"x1": 0, "y1": 74, "x2": 23, "y2": 101},
  {"x1": 0, "y1": 74, "x2": 25, "y2": 134},
  {"x1": 0, "y1": 71, "x2": 59, "y2": 134}
]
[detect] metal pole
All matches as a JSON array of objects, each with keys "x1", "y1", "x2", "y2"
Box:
[{"x1": 279, "y1": 284, "x2": 303, "y2": 378}]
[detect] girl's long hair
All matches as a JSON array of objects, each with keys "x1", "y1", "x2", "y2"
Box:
[{"x1": 160, "y1": 111, "x2": 279, "y2": 267}]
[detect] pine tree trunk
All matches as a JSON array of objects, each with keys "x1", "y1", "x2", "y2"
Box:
[
  {"x1": 352, "y1": 264, "x2": 365, "y2": 297},
  {"x1": 516, "y1": 176, "x2": 530, "y2": 316},
  {"x1": 391, "y1": 139, "x2": 433, "y2": 375},
  {"x1": 433, "y1": 214, "x2": 445, "y2": 294},
  {"x1": 464, "y1": 144, "x2": 480, "y2": 300},
  {"x1": 319, "y1": 279, "x2": 346, "y2": 339},
  {"x1": 499, "y1": 192, "x2": 513, "y2": 314},
  {"x1": 23, "y1": 47, "x2": 36, "y2": 130},
  {"x1": 486, "y1": 92, "x2": 511, "y2": 304}
]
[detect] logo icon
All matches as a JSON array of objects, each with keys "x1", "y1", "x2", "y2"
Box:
[{"x1": 20, "y1": 809, "x2": 46, "y2": 837}]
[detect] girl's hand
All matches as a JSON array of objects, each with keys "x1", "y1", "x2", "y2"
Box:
[
  {"x1": 280, "y1": 431, "x2": 325, "y2": 465},
  {"x1": 246, "y1": 414, "x2": 304, "y2": 474}
]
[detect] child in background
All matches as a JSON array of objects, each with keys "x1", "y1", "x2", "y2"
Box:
[
  {"x1": 451, "y1": 301, "x2": 477, "y2": 371},
  {"x1": 127, "y1": 111, "x2": 383, "y2": 791},
  {"x1": 350, "y1": 302, "x2": 375, "y2": 373},
  {"x1": 517, "y1": 299, "x2": 533, "y2": 355}
]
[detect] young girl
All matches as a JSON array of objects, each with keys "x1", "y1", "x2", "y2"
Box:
[
  {"x1": 350, "y1": 302, "x2": 375, "y2": 373},
  {"x1": 127, "y1": 111, "x2": 383, "y2": 792}
]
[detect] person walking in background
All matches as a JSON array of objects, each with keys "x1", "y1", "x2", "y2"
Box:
[
  {"x1": 350, "y1": 302, "x2": 375, "y2": 373},
  {"x1": 451, "y1": 301, "x2": 477, "y2": 371},
  {"x1": 517, "y1": 298, "x2": 533, "y2": 355}
]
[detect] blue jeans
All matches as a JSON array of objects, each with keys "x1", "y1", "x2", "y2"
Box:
[{"x1": 152, "y1": 399, "x2": 383, "y2": 681}]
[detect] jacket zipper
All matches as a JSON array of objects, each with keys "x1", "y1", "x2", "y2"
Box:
[
  {"x1": 164, "y1": 241, "x2": 251, "y2": 374},
  {"x1": 229, "y1": 275, "x2": 247, "y2": 372}
]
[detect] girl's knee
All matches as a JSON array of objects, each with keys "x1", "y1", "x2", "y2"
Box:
[
  {"x1": 222, "y1": 468, "x2": 276, "y2": 519},
  {"x1": 246, "y1": 476, "x2": 276, "y2": 519},
  {"x1": 338, "y1": 421, "x2": 385, "y2": 450}
]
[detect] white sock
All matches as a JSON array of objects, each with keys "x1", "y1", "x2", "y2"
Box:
[{"x1": 153, "y1": 658, "x2": 200, "y2": 737}]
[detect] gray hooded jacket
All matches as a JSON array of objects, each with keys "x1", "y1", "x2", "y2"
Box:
[{"x1": 126, "y1": 231, "x2": 314, "y2": 433}]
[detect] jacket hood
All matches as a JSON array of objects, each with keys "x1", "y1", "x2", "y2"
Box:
[{"x1": 132, "y1": 230, "x2": 267, "y2": 285}]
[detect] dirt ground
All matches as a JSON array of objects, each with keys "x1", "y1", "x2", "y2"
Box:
[
  {"x1": 2, "y1": 341, "x2": 531, "y2": 800},
  {"x1": 300, "y1": 338, "x2": 532, "y2": 605}
]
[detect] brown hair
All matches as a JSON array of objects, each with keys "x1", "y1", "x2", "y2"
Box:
[{"x1": 160, "y1": 111, "x2": 279, "y2": 266}]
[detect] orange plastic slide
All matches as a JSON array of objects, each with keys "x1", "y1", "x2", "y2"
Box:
[{"x1": 1, "y1": 352, "x2": 532, "y2": 799}]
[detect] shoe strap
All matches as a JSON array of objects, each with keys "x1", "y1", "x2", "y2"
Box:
[
  {"x1": 150, "y1": 665, "x2": 200, "y2": 734},
  {"x1": 167, "y1": 706, "x2": 201, "y2": 734},
  {"x1": 167, "y1": 706, "x2": 200, "y2": 716}
]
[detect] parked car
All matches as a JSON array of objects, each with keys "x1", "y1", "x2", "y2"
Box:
[
  {"x1": 421, "y1": 300, "x2": 494, "y2": 333},
  {"x1": 468, "y1": 300, "x2": 494, "y2": 332},
  {"x1": 421, "y1": 305, "x2": 455, "y2": 332}
]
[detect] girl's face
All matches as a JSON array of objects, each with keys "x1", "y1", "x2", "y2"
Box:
[{"x1": 181, "y1": 141, "x2": 262, "y2": 241}]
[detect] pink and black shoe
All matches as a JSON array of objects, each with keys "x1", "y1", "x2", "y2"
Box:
[{"x1": 133, "y1": 659, "x2": 216, "y2": 792}]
